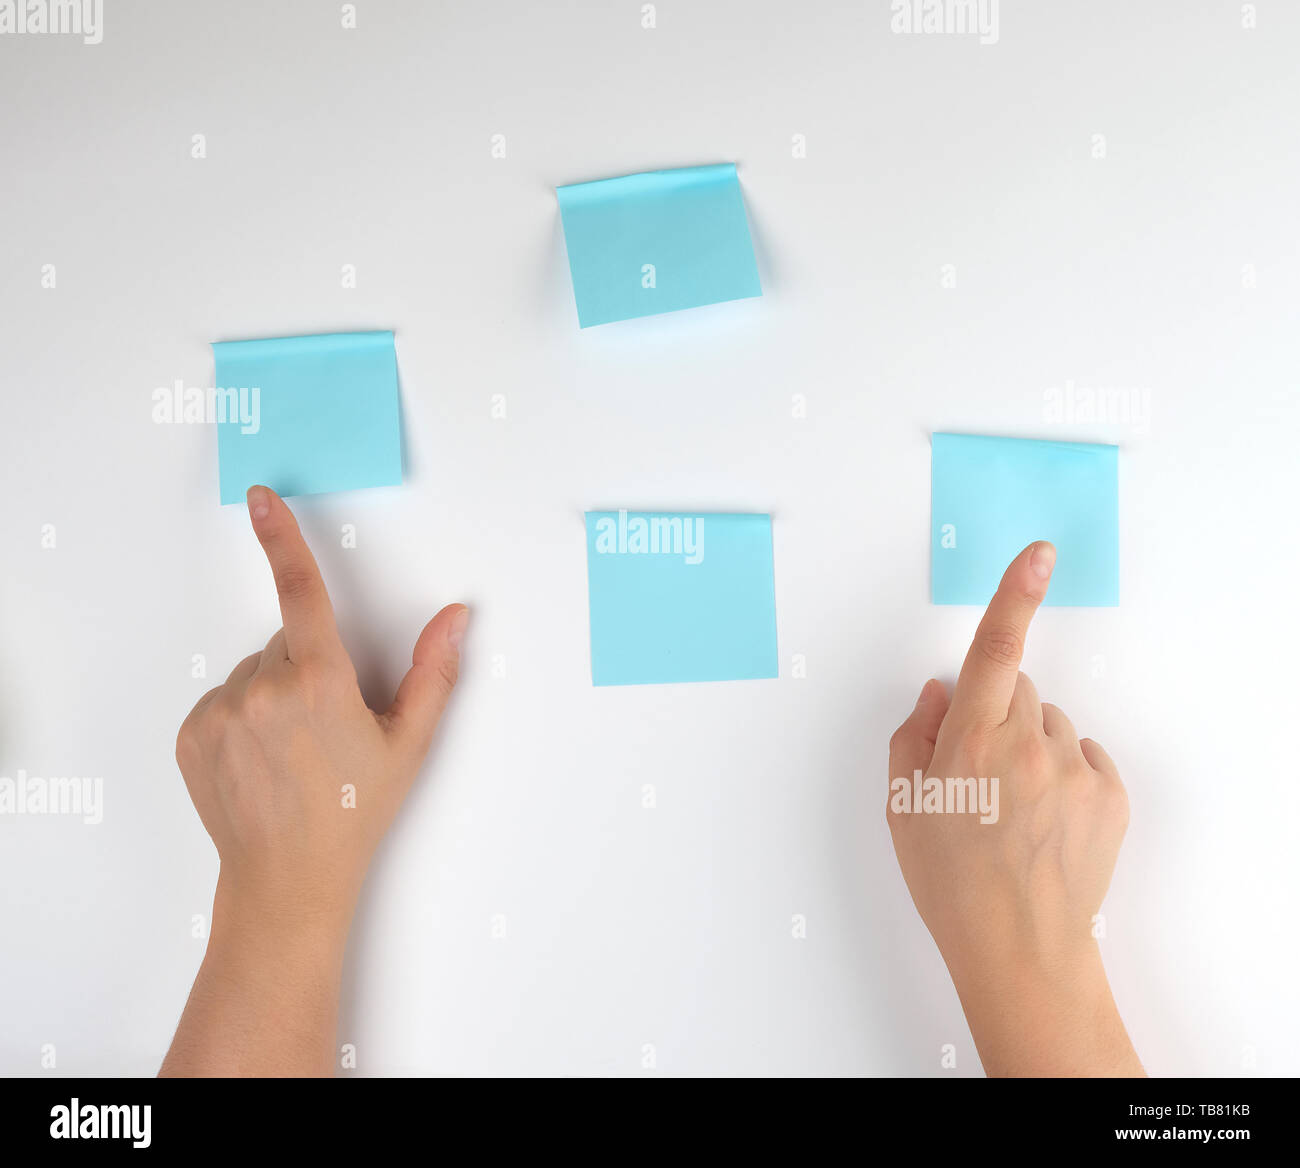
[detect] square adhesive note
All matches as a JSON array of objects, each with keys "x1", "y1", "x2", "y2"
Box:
[
  {"x1": 556, "y1": 164, "x2": 762, "y2": 328},
  {"x1": 931, "y1": 433, "x2": 1119, "y2": 606},
  {"x1": 585, "y1": 511, "x2": 778, "y2": 685},
  {"x1": 212, "y1": 331, "x2": 402, "y2": 505}
]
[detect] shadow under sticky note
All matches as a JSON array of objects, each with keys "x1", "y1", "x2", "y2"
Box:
[
  {"x1": 213, "y1": 331, "x2": 402, "y2": 505},
  {"x1": 557, "y1": 164, "x2": 762, "y2": 328},
  {"x1": 931, "y1": 433, "x2": 1119, "y2": 606},
  {"x1": 585, "y1": 511, "x2": 778, "y2": 685}
]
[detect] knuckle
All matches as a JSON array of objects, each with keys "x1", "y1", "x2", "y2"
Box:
[
  {"x1": 321, "y1": 660, "x2": 358, "y2": 697},
  {"x1": 241, "y1": 676, "x2": 282, "y2": 722},
  {"x1": 1020, "y1": 734, "x2": 1052, "y2": 774},
  {"x1": 1064, "y1": 757, "x2": 1095, "y2": 789},
  {"x1": 1082, "y1": 738, "x2": 1116, "y2": 775},
  {"x1": 1014, "y1": 584, "x2": 1042, "y2": 606},
  {"x1": 978, "y1": 625, "x2": 1024, "y2": 669},
  {"x1": 435, "y1": 653, "x2": 460, "y2": 694},
  {"x1": 306, "y1": 657, "x2": 358, "y2": 706},
  {"x1": 1104, "y1": 775, "x2": 1131, "y2": 826},
  {"x1": 202, "y1": 697, "x2": 233, "y2": 733},
  {"x1": 274, "y1": 566, "x2": 318, "y2": 603},
  {"x1": 174, "y1": 722, "x2": 197, "y2": 767}
]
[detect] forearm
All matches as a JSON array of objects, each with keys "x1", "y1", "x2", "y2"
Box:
[
  {"x1": 951, "y1": 950, "x2": 1144, "y2": 1077},
  {"x1": 159, "y1": 878, "x2": 349, "y2": 1077}
]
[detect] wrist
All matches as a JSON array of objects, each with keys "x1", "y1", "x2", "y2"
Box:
[
  {"x1": 950, "y1": 946, "x2": 1141, "y2": 1076},
  {"x1": 167, "y1": 872, "x2": 350, "y2": 1077},
  {"x1": 211, "y1": 868, "x2": 355, "y2": 958}
]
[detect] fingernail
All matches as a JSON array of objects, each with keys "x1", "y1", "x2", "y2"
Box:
[
  {"x1": 246, "y1": 486, "x2": 271, "y2": 521},
  {"x1": 1030, "y1": 541, "x2": 1056, "y2": 580},
  {"x1": 916, "y1": 678, "x2": 936, "y2": 706},
  {"x1": 447, "y1": 605, "x2": 470, "y2": 651}
]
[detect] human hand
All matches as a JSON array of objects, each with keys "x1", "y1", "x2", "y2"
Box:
[
  {"x1": 163, "y1": 485, "x2": 466, "y2": 1076},
  {"x1": 886, "y1": 541, "x2": 1141, "y2": 1076},
  {"x1": 175, "y1": 484, "x2": 467, "y2": 935}
]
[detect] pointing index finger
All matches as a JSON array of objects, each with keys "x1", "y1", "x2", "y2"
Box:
[
  {"x1": 246, "y1": 485, "x2": 340, "y2": 662},
  {"x1": 950, "y1": 541, "x2": 1055, "y2": 727}
]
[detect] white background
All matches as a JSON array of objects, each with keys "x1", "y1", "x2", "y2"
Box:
[{"x1": 2, "y1": 0, "x2": 1297, "y2": 1076}]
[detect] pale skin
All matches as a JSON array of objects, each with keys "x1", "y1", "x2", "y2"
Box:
[
  {"x1": 162, "y1": 494, "x2": 1138, "y2": 1077},
  {"x1": 160, "y1": 485, "x2": 467, "y2": 1076},
  {"x1": 887, "y1": 540, "x2": 1143, "y2": 1076}
]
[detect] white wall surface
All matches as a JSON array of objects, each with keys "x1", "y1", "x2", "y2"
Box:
[{"x1": 1, "y1": 0, "x2": 1297, "y2": 1076}]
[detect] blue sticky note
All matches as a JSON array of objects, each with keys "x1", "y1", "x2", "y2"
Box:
[
  {"x1": 585, "y1": 511, "x2": 778, "y2": 685},
  {"x1": 212, "y1": 331, "x2": 402, "y2": 505},
  {"x1": 556, "y1": 164, "x2": 762, "y2": 328},
  {"x1": 931, "y1": 433, "x2": 1119, "y2": 606}
]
